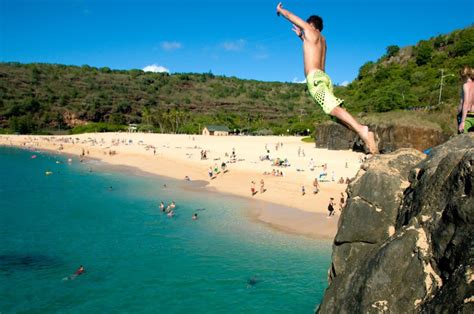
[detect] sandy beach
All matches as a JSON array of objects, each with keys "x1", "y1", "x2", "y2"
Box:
[{"x1": 0, "y1": 133, "x2": 365, "y2": 239}]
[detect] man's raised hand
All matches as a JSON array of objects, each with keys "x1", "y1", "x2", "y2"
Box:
[
  {"x1": 292, "y1": 24, "x2": 302, "y2": 37},
  {"x1": 276, "y1": 2, "x2": 283, "y2": 16}
]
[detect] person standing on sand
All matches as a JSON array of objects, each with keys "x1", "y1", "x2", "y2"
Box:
[
  {"x1": 313, "y1": 177, "x2": 320, "y2": 194},
  {"x1": 458, "y1": 66, "x2": 474, "y2": 133},
  {"x1": 260, "y1": 179, "x2": 265, "y2": 193},
  {"x1": 328, "y1": 198, "x2": 336, "y2": 217},
  {"x1": 339, "y1": 192, "x2": 345, "y2": 211},
  {"x1": 276, "y1": 2, "x2": 378, "y2": 154}
]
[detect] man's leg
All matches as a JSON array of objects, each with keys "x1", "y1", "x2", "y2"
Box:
[{"x1": 329, "y1": 106, "x2": 378, "y2": 154}]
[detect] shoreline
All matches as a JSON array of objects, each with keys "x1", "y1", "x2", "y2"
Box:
[{"x1": 0, "y1": 133, "x2": 365, "y2": 239}]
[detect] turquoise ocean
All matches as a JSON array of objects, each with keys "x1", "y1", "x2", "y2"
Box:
[{"x1": 0, "y1": 146, "x2": 331, "y2": 313}]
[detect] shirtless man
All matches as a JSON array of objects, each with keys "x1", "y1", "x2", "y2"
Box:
[
  {"x1": 458, "y1": 66, "x2": 474, "y2": 133},
  {"x1": 276, "y1": 3, "x2": 378, "y2": 154}
]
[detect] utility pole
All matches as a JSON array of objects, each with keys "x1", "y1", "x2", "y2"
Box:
[
  {"x1": 299, "y1": 108, "x2": 305, "y2": 122},
  {"x1": 438, "y1": 69, "x2": 455, "y2": 106}
]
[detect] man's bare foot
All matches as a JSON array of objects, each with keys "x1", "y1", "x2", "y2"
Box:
[
  {"x1": 359, "y1": 126, "x2": 379, "y2": 154},
  {"x1": 367, "y1": 131, "x2": 379, "y2": 154}
]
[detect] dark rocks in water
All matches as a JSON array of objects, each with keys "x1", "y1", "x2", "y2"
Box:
[
  {"x1": 314, "y1": 121, "x2": 449, "y2": 153},
  {"x1": 0, "y1": 253, "x2": 61, "y2": 272},
  {"x1": 317, "y1": 134, "x2": 474, "y2": 313}
]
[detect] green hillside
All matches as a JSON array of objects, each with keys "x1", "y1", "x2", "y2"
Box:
[
  {"x1": 336, "y1": 25, "x2": 474, "y2": 132},
  {"x1": 0, "y1": 26, "x2": 472, "y2": 135}
]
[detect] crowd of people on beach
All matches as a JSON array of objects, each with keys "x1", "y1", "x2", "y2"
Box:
[{"x1": 3, "y1": 134, "x2": 359, "y2": 222}]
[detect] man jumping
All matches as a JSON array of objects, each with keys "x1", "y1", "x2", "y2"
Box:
[{"x1": 276, "y1": 2, "x2": 378, "y2": 154}]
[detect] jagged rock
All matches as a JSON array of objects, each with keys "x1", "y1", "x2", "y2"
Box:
[
  {"x1": 317, "y1": 134, "x2": 474, "y2": 313},
  {"x1": 314, "y1": 121, "x2": 449, "y2": 153}
]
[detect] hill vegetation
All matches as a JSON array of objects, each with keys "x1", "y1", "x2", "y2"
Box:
[{"x1": 0, "y1": 26, "x2": 472, "y2": 135}]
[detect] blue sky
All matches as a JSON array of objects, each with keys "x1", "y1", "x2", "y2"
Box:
[{"x1": 0, "y1": 0, "x2": 472, "y2": 84}]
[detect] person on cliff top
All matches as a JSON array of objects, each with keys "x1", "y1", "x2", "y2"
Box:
[
  {"x1": 458, "y1": 65, "x2": 474, "y2": 134},
  {"x1": 276, "y1": 2, "x2": 378, "y2": 154}
]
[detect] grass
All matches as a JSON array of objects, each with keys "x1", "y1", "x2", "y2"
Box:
[{"x1": 301, "y1": 136, "x2": 314, "y2": 143}]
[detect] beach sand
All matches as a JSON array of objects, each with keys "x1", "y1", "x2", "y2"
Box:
[{"x1": 0, "y1": 133, "x2": 365, "y2": 239}]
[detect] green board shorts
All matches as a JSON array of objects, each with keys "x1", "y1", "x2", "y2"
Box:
[
  {"x1": 464, "y1": 113, "x2": 474, "y2": 133},
  {"x1": 306, "y1": 70, "x2": 343, "y2": 114}
]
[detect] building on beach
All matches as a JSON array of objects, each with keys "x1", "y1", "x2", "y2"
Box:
[{"x1": 202, "y1": 125, "x2": 230, "y2": 136}]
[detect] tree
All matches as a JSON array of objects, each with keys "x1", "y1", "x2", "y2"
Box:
[
  {"x1": 386, "y1": 45, "x2": 400, "y2": 58},
  {"x1": 358, "y1": 61, "x2": 375, "y2": 80},
  {"x1": 415, "y1": 41, "x2": 433, "y2": 66}
]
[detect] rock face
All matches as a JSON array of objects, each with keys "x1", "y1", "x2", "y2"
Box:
[
  {"x1": 317, "y1": 134, "x2": 474, "y2": 313},
  {"x1": 314, "y1": 121, "x2": 449, "y2": 153}
]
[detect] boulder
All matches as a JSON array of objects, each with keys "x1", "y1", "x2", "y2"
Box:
[
  {"x1": 317, "y1": 134, "x2": 474, "y2": 313},
  {"x1": 314, "y1": 121, "x2": 449, "y2": 153}
]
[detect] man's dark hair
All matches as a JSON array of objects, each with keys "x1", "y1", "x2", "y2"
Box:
[{"x1": 306, "y1": 15, "x2": 323, "y2": 31}]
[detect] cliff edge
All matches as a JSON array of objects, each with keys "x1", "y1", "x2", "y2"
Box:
[{"x1": 317, "y1": 134, "x2": 473, "y2": 313}]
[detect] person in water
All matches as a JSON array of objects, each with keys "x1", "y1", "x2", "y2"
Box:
[
  {"x1": 75, "y1": 265, "x2": 85, "y2": 276},
  {"x1": 276, "y1": 2, "x2": 378, "y2": 154},
  {"x1": 63, "y1": 265, "x2": 85, "y2": 281}
]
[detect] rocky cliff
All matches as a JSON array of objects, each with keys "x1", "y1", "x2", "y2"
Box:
[
  {"x1": 314, "y1": 122, "x2": 449, "y2": 153},
  {"x1": 317, "y1": 134, "x2": 473, "y2": 313}
]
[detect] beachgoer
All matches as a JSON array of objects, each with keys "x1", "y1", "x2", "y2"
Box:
[
  {"x1": 260, "y1": 179, "x2": 265, "y2": 193},
  {"x1": 276, "y1": 2, "x2": 378, "y2": 154},
  {"x1": 169, "y1": 201, "x2": 176, "y2": 209},
  {"x1": 458, "y1": 65, "x2": 474, "y2": 133},
  {"x1": 301, "y1": 185, "x2": 306, "y2": 196},
  {"x1": 208, "y1": 167, "x2": 213, "y2": 179},
  {"x1": 185, "y1": 175, "x2": 191, "y2": 181},
  {"x1": 159, "y1": 201, "x2": 165, "y2": 212},
  {"x1": 167, "y1": 210, "x2": 174, "y2": 217},
  {"x1": 75, "y1": 265, "x2": 85, "y2": 276},
  {"x1": 313, "y1": 178, "x2": 320, "y2": 194},
  {"x1": 339, "y1": 192, "x2": 345, "y2": 210},
  {"x1": 192, "y1": 213, "x2": 198, "y2": 220},
  {"x1": 251, "y1": 181, "x2": 256, "y2": 195},
  {"x1": 328, "y1": 198, "x2": 336, "y2": 216}
]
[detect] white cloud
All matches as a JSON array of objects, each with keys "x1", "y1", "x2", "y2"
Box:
[
  {"x1": 161, "y1": 41, "x2": 182, "y2": 51},
  {"x1": 292, "y1": 77, "x2": 306, "y2": 84},
  {"x1": 340, "y1": 80, "x2": 350, "y2": 87},
  {"x1": 143, "y1": 64, "x2": 170, "y2": 73},
  {"x1": 221, "y1": 39, "x2": 246, "y2": 51}
]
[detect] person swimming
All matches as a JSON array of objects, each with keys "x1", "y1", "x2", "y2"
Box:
[
  {"x1": 159, "y1": 201, "x2": 165, "y2": 212},
  {"x1": 192, "y1": 213, "x2": 198, "y2": 220},
  {"x1": 75, "y1": 265, "x2": 85, "y2": 276},
  {"x1": 247, "y1": 276, "x2": 259, "y2": 288},
  {"x1": 63, "y1": 265, "x2": 85, "y2": 281}
]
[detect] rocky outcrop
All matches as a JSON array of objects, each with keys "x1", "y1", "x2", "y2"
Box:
[
  {"x1": 317, "y1": 134, "x2": 474, "y2": 313},
  {"x1": 314, "y1": 121, "x2": 449, "y2": 153}
]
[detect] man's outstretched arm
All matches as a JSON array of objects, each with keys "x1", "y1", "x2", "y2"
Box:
[{"x1": 276, "y1": 2, "x2": 311, "y2": 31}]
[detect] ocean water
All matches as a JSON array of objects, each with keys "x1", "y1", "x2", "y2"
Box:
[{"x1": 0, "y1": 147, "x2": 331, "y2": 313}]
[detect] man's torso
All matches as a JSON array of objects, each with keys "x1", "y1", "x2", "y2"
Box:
[{"x1": 302, "y1": 30, "x2": 326, "y2": 76}]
